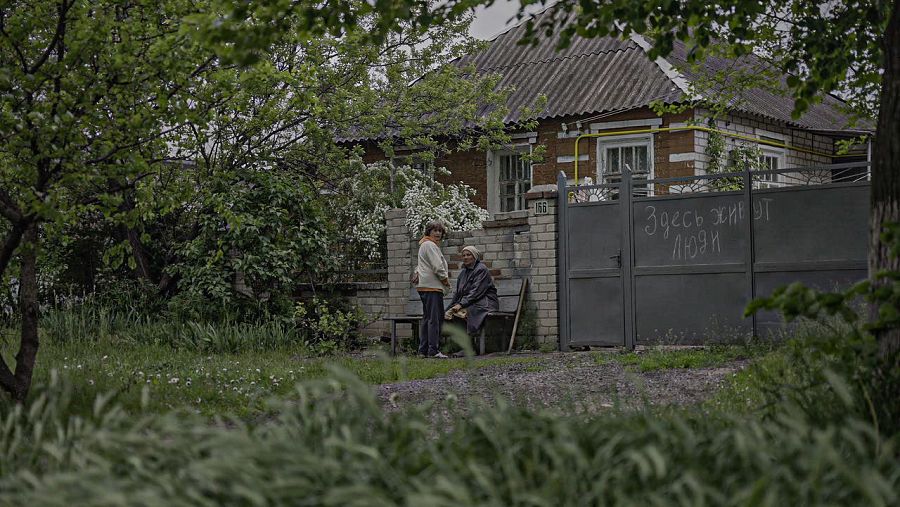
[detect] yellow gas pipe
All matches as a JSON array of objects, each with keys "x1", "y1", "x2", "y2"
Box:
[{"x1": 572, "y1": 125, "x2": 834, "y2": 185}]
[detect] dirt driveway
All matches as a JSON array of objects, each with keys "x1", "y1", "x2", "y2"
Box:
[{"x1": 378, "y1": 352, "x2": 746, "y2": 414}]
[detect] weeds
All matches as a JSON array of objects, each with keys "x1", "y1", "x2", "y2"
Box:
[
  {"x1": 0, "y1": 337, "x2": 540, "y2": 417},
  {"x1": 594, "y1": 344, "x2": 769, "y2": 372}
]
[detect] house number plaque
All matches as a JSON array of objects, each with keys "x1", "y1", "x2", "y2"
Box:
[{"x1": 534, "y1": 200, "x2": 549, "y2": 215}]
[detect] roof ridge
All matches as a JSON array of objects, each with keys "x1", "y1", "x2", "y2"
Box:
[{"x1": 471, "y1": 45, "x2": 640, "y2": 74}]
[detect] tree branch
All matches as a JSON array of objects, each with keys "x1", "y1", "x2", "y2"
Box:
[
  {"x1": 0, "y1": 11, "x2": 29, "y2": 72},
  {"x1": 27, "y1": 0, "x2": 72, "y2": 74},
  {"x1": 0, "y1": 188, "x2": 23, "y2": 223},
  {"x1": 0, "y1": 218, "x2": 29, "y2": 279}
]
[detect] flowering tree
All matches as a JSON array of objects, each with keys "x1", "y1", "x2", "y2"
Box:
[
  {"x1": 335, "y1": 162, "x2": 488, "y2": 264},
  {"x1": 401, "y1": 174, "x2": 490, "y2": 237}
]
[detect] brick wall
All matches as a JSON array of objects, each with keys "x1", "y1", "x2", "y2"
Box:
[
  {"x1": 693, "y1": 111, "x2": 834, "y2": 173},
  {"x1": 297, "y1": 282, "x2": 390, "y2": 339},
  {"x1": 383, "y1": 186, "x2": 560, "y2": 348},
  {"x1": 353, "y1": 107, "x2": 843, "y2": 216}
]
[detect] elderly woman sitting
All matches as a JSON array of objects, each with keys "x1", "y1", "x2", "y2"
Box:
[{"x1": 444, "y1": 246, "x2": 499, "y2": 336}]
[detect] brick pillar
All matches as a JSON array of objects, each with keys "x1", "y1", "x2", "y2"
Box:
[
  {"x1": 524, "y1": 185, "x2": 559, "y2": 347},
  {"x1": 385, "y1": 209, "x2": 413, "y2": 338}
]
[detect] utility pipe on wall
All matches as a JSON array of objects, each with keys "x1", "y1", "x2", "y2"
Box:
[{"x1": 572, "y1": 125, "x2": 836, "y2": 185}]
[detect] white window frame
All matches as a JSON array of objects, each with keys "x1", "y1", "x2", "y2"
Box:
[
  {"x1": 595, "y1": 134, "x2": 655, "y2": 196},
  {"x1": 756, "y1": 146, "x2": 786, "y2": 189},
  {"x1": 390, "y1": 152, "x2": 434, "y2": 176},
  {"x1": 487, "y1": 144, "x2": 533, "y2": 214}
]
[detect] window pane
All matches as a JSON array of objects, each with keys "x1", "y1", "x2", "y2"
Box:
[
  {"x1": 607, "y1": 148, "x2": 620, "y2": 173},
  {"x1": 495, "y1": 152, "x2": 533, "y2": 212},
  {"x1": 636, "y1": 146, "x2": 648, "y2": 173},
  {"x1": 623, "y1": 147, "x2": 634, "y2": 172}
]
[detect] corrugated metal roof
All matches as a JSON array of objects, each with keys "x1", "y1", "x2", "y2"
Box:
[
  {"x1": 342, "y1": 8, "x2": 867, "y2": 142},
  {"x1": 458, "y1": 8, "x2": 683, "y2": 123},
  {"x1": 479, "y1": 49, "x2": 683, "y2": 122},
  {"x1": 666, "y1": 42, "x2": 870, "y2": 131},
  {"x1": 459, "y1": 28, "x2": 635, "y2": 72},
  {"x1": 457, "y1": 7, "x2": 867, "y2": 131}
]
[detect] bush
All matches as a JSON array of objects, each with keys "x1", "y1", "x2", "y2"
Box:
[
  {"x1": 294, "y1": 297, "x2": 368, "y2": 353},
  {"x1": 746, "y1": 223, "x2": 900, "y2": 435},
  {"x1": 1, "y1": 372, "x2": 897, "y2": 505}
]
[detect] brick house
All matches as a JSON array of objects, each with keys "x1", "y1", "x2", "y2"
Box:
[{"x1": 351, "y1": 9, "x2": 871, "y2": 217}]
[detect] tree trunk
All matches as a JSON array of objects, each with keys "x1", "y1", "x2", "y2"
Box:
[
  {"x1": 871, "y1": 0, "x2": 900, "y2": 359},
  {"x1": 125, "y1": 226, "x2": 154, "y2": 282},
  {"x1": 12, "y1": 224, "x2": 39, "y2": 402}
]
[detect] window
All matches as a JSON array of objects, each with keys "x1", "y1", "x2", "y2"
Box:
[
  {"x1": 756, "y1": 147, "x2": 785, "y2": 189},
  {"x1": 497, "y1": 151, "x2": 532, "y2": 212},
  {"x1": 597, "y1": 135, "x2": 654, "y2": 196},
  {"x1": 391, "y1": 153, "x2": 434, "y2": 175}
]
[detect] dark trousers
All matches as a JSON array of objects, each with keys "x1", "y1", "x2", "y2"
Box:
[{"x1": 418, "y1": 291, "x2": 443, "y2": 356}]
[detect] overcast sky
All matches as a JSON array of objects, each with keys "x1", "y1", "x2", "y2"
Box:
[{"x1": 469, "y1": 0, "x2": 549, "y2": 40}]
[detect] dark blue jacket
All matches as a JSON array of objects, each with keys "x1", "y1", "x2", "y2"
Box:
[{"x1": 448, "y1": 260, "x2": 499, "y2": 334}]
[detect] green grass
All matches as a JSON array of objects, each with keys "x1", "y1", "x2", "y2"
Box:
[
  {"x1": 2, "y1": 361, "x2": 897, "y2": 505},
  {"x1": 594, "y1": 345, "x2": 768, "y2": 372},
  {"x1": 1, "y1": 338, "x2": 539, "y2": 417},
  {"x1": 704, "y1": 348, "x2": 792, "y2": 415}
]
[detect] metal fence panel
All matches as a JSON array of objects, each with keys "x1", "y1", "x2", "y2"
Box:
[
  {"x1": 753, "y1": 184, "x2": 869, "y2": 264},
  {"x1": 632, "y1": 192, "x2": 748, "y2": 267},
  {"x1": 754, "y1": 268, "x2": 868, "y2": 331},
  {"x1": 568, "y1": 277, "x2": 625, "y2": 346},
  {"x1": 634, "y1": 273, "x2": 751, "y2": 344},
  {"x1": 558, "y1": 162, "x2": 871, "y2": 349}
]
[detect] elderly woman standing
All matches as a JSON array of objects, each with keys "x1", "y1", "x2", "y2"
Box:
[
  {"x1": 413, "y1": 221, "x2": 451, "y2": 358},
  {"x1": 444, "y1": 245, "x2": 498, "y2": 337}
]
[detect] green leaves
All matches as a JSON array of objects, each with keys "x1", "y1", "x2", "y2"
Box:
[
  {"x1": 515, "y1": 0, "x2": 880, "y2": 123},
  {"x1": 746, "y1": 222, "x2": 900, "y2": 335},
  {"x1": 2, "y1": 369, "x2": 898, "y2": 505}
]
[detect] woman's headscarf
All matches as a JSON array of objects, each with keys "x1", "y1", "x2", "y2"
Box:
[{"x1": 461, "y1": 245, "x2": 483, "y2": 261}]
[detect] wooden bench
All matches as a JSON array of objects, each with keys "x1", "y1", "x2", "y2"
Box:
[{"x1": 385, "y1": 278, "x2": 527, "y2": 356}]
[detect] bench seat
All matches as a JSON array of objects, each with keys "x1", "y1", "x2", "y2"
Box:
[{"x1": 385, "y1": 278, "x2": 526, "y2": 355}]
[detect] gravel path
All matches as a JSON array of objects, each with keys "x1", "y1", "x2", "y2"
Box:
[{"x1": 378, "y1": 352, "x2": 746, "y2": 415}]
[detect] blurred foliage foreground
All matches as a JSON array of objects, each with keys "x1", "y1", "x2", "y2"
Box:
[{"x1": 0, "y1": 323, "x2": 898, "y2": 506}]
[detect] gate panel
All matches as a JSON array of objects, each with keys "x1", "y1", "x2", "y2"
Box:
[
  {"x1": 753, "y1": 184, "x2": 869, "y2": 264},
  {"x1": 631, "y1": 192, "x2": 754, "y2": 344},
  {"x1": 634, "y1": 273, "x2": 750, "y2": 344},
  {"x1": 559, "y1": 176, "x2": 626, "y2": 347},
  {"x1": 633, "y1": 192, "x2": 748, "y2": 267},
  {"x1": 569, "y1": 277, "x2": 624, "y2": 346},
  {"x1": 568, "y1": 203, "x2": 622, "y2": 270}
]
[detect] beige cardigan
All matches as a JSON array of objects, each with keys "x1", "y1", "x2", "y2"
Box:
[{"x1": 416, "y1": 237, "x2": 449, "y2": 294}]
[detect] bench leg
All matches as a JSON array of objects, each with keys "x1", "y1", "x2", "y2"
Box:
[
  {"x1": 391, "y1": 320, "x2": 397, "y2": 357},
  {"x1": 479, "y1": 327, "x2": 486, "y2": 356}
]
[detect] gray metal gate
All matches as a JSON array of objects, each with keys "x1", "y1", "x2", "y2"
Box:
[{"x1": 557, "y1": 162, "x2": 871, "y2": 348}]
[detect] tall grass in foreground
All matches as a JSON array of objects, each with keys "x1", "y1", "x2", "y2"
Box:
[{"x1": 0, "y1": 370, "x2": 897, "y2": 506}]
